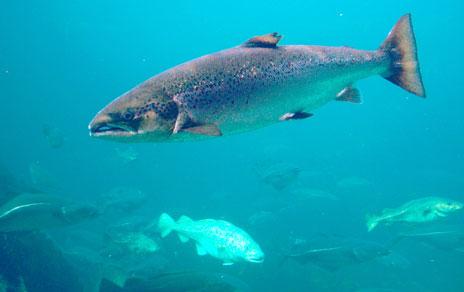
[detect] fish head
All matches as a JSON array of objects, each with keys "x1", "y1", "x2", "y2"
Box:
[
  {"x1": 435, "y1": 199, "x2": 464, "y2": 213},
  {"x1": 244, "y1": 243, "x2": 265, "y2": 263},
  {"x1": 89, "y1": 83, "x2": 178, "y2": 142}
]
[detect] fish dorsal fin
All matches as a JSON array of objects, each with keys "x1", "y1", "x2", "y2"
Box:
[{"x1": 242, "y1": 32, "x2": 282, "y2": 48}]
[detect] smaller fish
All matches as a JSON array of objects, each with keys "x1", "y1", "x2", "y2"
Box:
[
  {"x1": 42, "y1": 124, "x2": 65, "y2": 148},
  {"x1": 255, "y1": 161, "x2": 300, "y2": 191},
  {"x1": 114, "y1": 147, "x2": 138, "y2": 164},
  {"x1": 366, "y1": 197, "x2": 463, "y2": 232},
  {"x1": 0, "y1": 193, "x2": 99, "y2": 232},
  {"x1": 282, "y1": 239, "x2": 390, "y2": 271},
  {"x1": 157, "y1": 213, "x2": 264, "y2": 265},
  {"x1": 391, "y1": 229, "x2": 464, "y2": 253},
  {"x1": 104, "y1": 231, "x2": 160, "y2": 255}
]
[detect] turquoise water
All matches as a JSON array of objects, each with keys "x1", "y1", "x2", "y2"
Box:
[{"x1": 1, "y1": 0, "x2": 463, "y2": 291}]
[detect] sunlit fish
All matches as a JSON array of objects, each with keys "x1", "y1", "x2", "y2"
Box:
[
  {"x1": 89, "y1": 14, "x2": 425, "y2": 142},
  {"x1": 366, "y1": 197, "x2": 463, "y2": 232},
  {"x1": 157, "y1": 213, "x2": 264, "y2": 265}
]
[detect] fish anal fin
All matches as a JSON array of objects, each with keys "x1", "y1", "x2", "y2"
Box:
[
  {"x1": 335, "y1": 86, "x2": 362, "y2": 103},
  {"x1": 243, "y1": 32, "x2": 282, "y2": 48},
  {"x1": 183, "y1": 124, "x2": 222, "y2": 136},
  {"x1": 279, "y1": 112, "x2": 313, "y2": 121}
]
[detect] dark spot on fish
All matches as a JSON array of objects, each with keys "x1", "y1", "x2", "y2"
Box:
[{"x1": 423, "y1": 209, "x2": 432, "y2": 217}]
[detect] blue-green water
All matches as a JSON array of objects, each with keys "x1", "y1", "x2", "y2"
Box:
[{"x1": 1, "y1": 0, "x2": 463, "y2": 291}]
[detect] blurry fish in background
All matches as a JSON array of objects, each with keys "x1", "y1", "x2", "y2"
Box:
[
  {"x1": 98, "y1": 187, "x2": 148, "y2": 214},
  {"x1": 0, "y1": 232, "x2": 83, "y2": 291},
  {"x1": 366, "y1": 197, "x2": 463, "y2": 232},
  {"x1": 42, "y1": 124, "x2": 65, "y2": 149},
  {"x1": 156, "y1": 213, "x2": 264, "y2": 265},
  {"x1": 0, "y1": 192, "x2": 99, "y2": 232},
  {"x1": 254, "y1": 160, "x2": 301, "y2": 191},
  {"x1": 114, "y1": 147, "x2": 138, "y2": 164},
  {"x1": 287, "y1": 186, "x2": 339, "y2": 202},
  {"x1": 102, "y1": 230, "x2": 160, "y2": 256},
  {"x1": 390, "y1": 228, "x2": 464, "y2": 253},
  {"x1": 336, "y1": 175, "x2": 372, "y2": 190},
  {"x1": 28, "y1": 161, "x2": 59, "y2": 192},
  {"x1": 247, "y1": 210, "x2": 276, "y2": 227},
  {"x1": 0, "y1": 163, "x2": 27, "y2": 204},
  {"x1": 281, "y1": 236, "x2": 391, "y2": 271},
  {"x1": 99, "y1": 271, "x2": 251, "y2": 292}
]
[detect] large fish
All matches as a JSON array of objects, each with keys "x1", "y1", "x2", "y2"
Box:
[{"x1": 89, "y1": 14, "x2": 425, "y2": 142}]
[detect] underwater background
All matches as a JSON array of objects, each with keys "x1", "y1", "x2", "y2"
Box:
[{"x1": 1, "y1": 0, "x2": 463, "y2": 291}]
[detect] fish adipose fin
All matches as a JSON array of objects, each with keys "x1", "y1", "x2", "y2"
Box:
[
  {"x1": 242, "y1": 32, "x2": 282, "y2": 48},
  {"x1": 279, "y1": 112, "x2": 313, "y2": 121},
  {"x1": 335, "y1": 86, "x2": 362, "y2": 104},
  {"x1": 380, "y1": 14, "x2": 426, "y2": 97}
]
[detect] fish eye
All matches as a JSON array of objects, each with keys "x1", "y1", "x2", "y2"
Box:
[{"x1": 122, "y1": 111, "x2": 134, "y2": 121}]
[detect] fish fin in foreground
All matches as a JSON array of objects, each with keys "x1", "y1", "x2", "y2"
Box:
[
  {"x1": 242, "y1": 32, "x2": 282, "y2": 48},
  {"x1": 158, "y1": 213, "x2": 176, "y2": 237},
  {"x1": 99, "y1": 278, "x2": 124, "y2": 292},
  {"x1": 173, "y1": 111, "x2": 222, "y2": 136},
  {"x1": 380, "y1": 14, "x2": 426, "y2": 97},
  {"x1": 335, "y1": 86, "x2": 362, "y2": 104},
  {"x1": 279, "y1": 112, "x2": 313, "y2": 121}
]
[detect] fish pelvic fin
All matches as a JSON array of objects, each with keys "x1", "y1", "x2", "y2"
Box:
[
  {"x1": 158, "y1": 213, "x2": 176, "y2": 238},
  {"x1": 380, "y1": 14, "x2": 426, "y2": 97},
  {"x1": 366, "y1": 214, "x2": 379, "y2": 232}
]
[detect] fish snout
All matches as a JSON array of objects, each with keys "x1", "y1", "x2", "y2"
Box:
[
  {"x1": 88, "y1": 111, "x2": 137, "y2": 138},
  {"x1": 246, "y1": 250, "x2": 265, "y2": 263}
]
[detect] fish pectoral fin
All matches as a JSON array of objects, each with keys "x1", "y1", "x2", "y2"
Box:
[
  {"x1": 173, "y1": 111, "x2": 189, "y2": 134},
  {"x1": 242, "y1": 32, "x2": 282, "y2": 48},
  {"x1": 196, "y1": 244, "x2": 208, "y2": 256},
  {"x1": 173, "y1": 110, "x2": 222, "y2": 136},
  {"x1": 279, "y1": 112, "x2": 313, "y2": 121},
  {"x1": 335, "y1": 86, "x2": 362, "y2": 104},
  {"x1": 183, "y1": 124, "x2": 222, "y2": 136}
]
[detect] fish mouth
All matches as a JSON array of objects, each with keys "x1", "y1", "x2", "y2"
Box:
[
  {"x1": 247, "y1": 256, "x2": 264, "y2": 263},
  {"x1": 89, "y1": 120, "x2": 137, "y2": 138}
]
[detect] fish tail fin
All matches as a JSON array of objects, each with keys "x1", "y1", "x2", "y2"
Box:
[
  {"x1": 158, "y1": 213, "x2": 176, "y2": 238},
  {"x1": 366, "y1": 214, "x2": 379, "y2": 232},
  {"x1": 379, "y1": 14, "x2": 426, "y2": 97}
]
